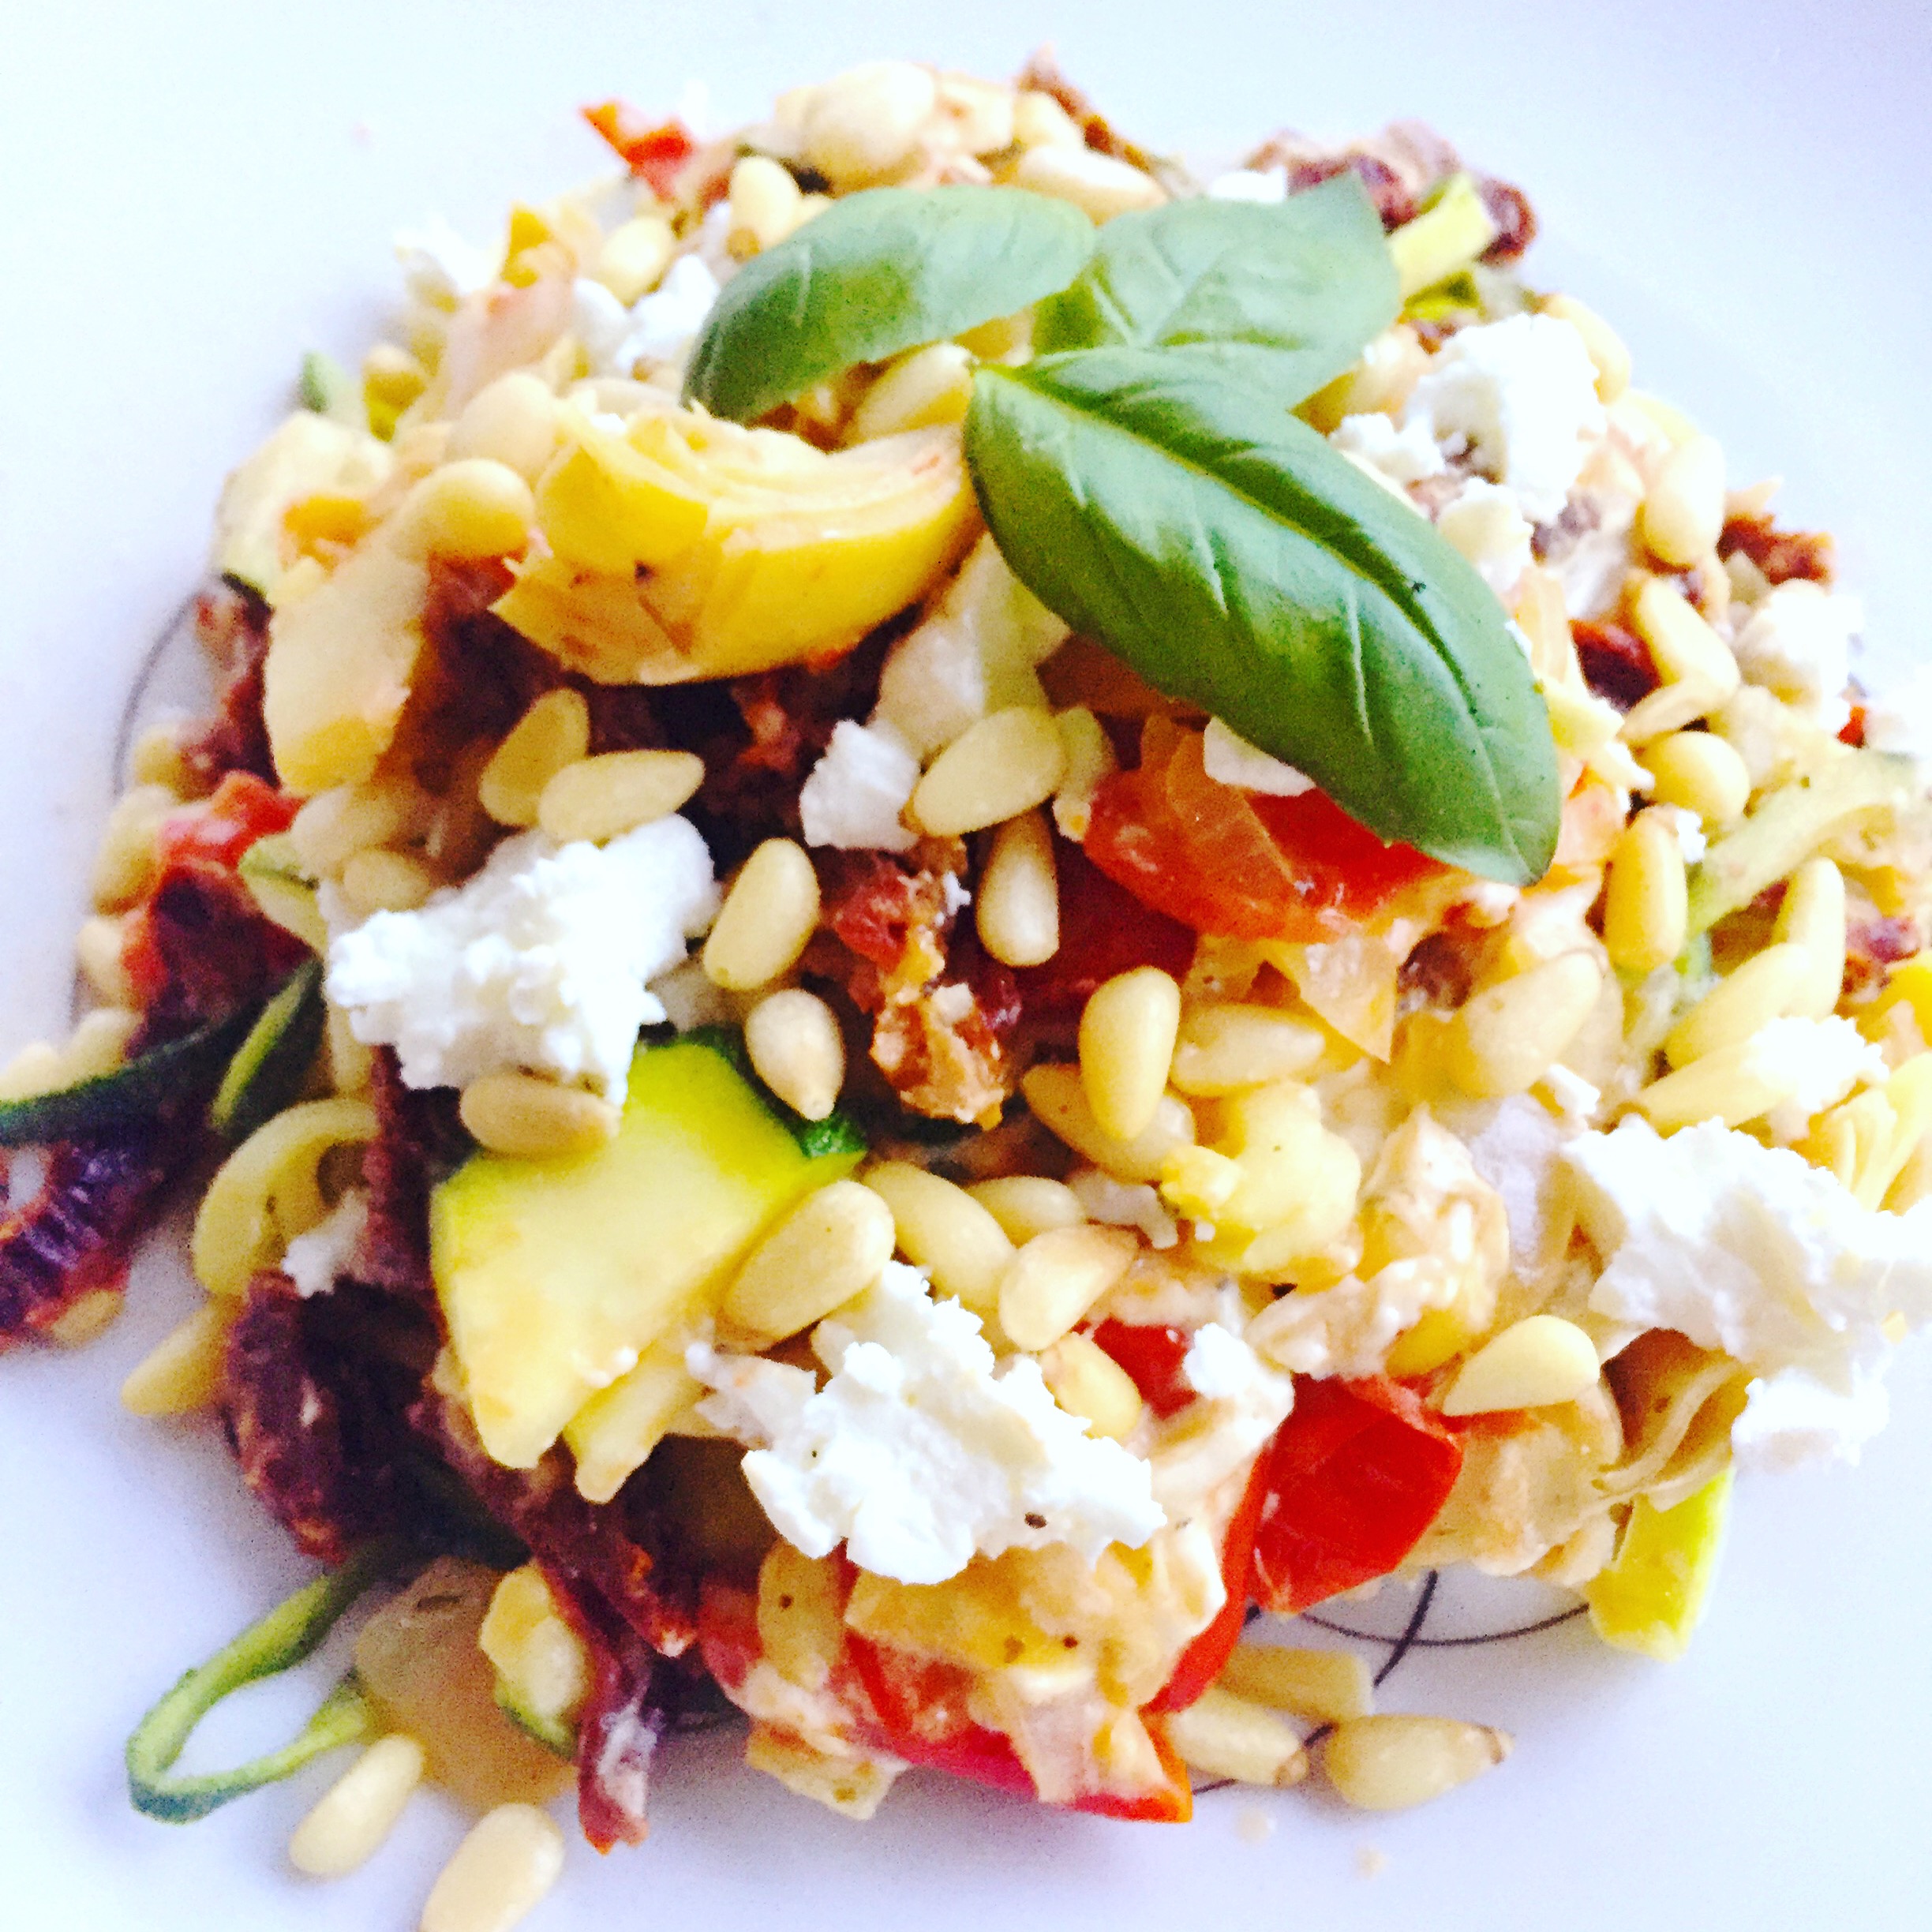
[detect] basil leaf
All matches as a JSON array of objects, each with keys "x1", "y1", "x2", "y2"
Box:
[
  {"x1": 683, "y1": 185, "x2": 1094, "y2": 423},
  {"x1": 965, "y1": 349, "x2": 1559, "y2": 883},
  {"x1": 1032, "y1": 176, "x2": 1399, "y2": 404}
]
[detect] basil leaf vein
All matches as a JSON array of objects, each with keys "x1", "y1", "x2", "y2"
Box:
[
  {"x1": 683, "y1": 185, "x2": 1094, "y2": 423},
  {"x1": 965, "y1": 348, "x2": 1559, "y2": 883},
  {"x1": 1032, "y1": 176, "x2": 1400, "y2": 403}
]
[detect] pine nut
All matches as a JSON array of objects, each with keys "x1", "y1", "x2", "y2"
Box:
[
  {"x1": 1050, "y1": 706, "x2": 1117, "y2": 841},
  {"x1": 128, "y1": 720, "x2": 193, "y2": 795},
  {"x1": 564, "y1": 1346, "x2": 705, "y2": 1502},
  {"x1": 846, "y1": 343, "x2": 974, "y2": 443},
  {"x1": 289, "y1": 1735, "x2": 426, "y2": 1880},
  {"x1": 537, "y1": 748, "x2": 703, "y2": 844},
  {"x1": 326, "y1": 1003, "x2": 374, "y2": 1095},
  {"x1": 967, "y1": 1175, "x2": 1086, "y2": 1245},
  {"x1": 45, "y1": 1287, "x2": 125, "y2": 1346},
  {"x1": 702, "y1": 838, "x2": 822, "y2": 991},
  {"x1": 997, "y1": 1222, "x2": 1140, "y2": 1351},
  {"x1": 478, "y1": 690, "x2": 592, "y2": 829},
  {"x1": 363, "y1": 342, "x2": 428, "y2": 415},
  {"x1": 1040, "y1": 1331, "x2": 1144, "y2": 1439},
  {"x1": 1217, "y1": 1644, "x2": 1374, "y2": 1725},
  {"x1": 449, "y1": 373, "x2": 561, "y2": 481},
  {"x1": 1603, "y1": 810, "x2": 1689, "y2": 975},
  {"x1": 910, "y1": 707, "x2": 1069, "y2": 837},
  {"x1": 339, "y1": 847, "x2": 442, "y2": 917},
  {"x1": 62, "y1": 1005, "x2": 140, "y2": 1081},
  {"x1": 1443, "y1": 953, "x2": 1604, "y2": 1099},
  {"x1": 593, "y1": 213, "x2": 676, "y2": 305},
  {"x1": 1642, "y1": 729, "x2": 1751, "y2": 827},
  {"x1": 724, "y1": 1178, "x2": 895, "y2": 1342},
  {"x1": 478, "y1": 1567, "x2": 590, "y2": 1732},
  {"x1": 799, "y1": 62, "x2": 938, "y2": 186},
  {"x1": 1021, "y1": 1062, "x2": 1196, "y2": 1185},
  {"x1": 1012, "y1": 88, "x2": 1085, "y2": 150},
  {"x1": 459, "y1": 1072, "x2": 620, "y2": 1159},
  {"x1": 394, "y1": 459, "x2": 537, "y2": 561},
  {"x1": 1619, "y1": 579, "x2": 1742, "y2": 744},
  {"x1": 744, "y1": 988, "x2": 846, "y2": 1122},
  {"x1": 1440, "y1": 1314, "x2": 1600, "y2": 1416},
  {"x1": 936, "y1": 73, "x2": 1017, "y2": 154},
  {"x1": 291, "y1": 777, "x2": 426, "y2": 876},
  {"x1": 1541, "y1": 294, "x2": 1631, "y2": 402},
  {"x1": 1664, "y1": 943, "x2": 1811, "y2": 1069},
  {"x1": 1079, "y1": 967, "x2": 1183, "y2": 1141},
  {"x1": 728, "y1": 153, "x2": 804, "y2": 256},
  {"x1": 757, "y1": 1542, "x2": 849, "y2": 1693},
  {"x1": 91, "y1": 784, "x2": 176, "y2": 911},
  {"x1": 418, "y1": 1803, "x2": 564, "y2": 1932},
  {"x1": 76, "y1": 913, "x2": 135, "y2": 1005},
  {"x1": 976, "y1": 809, "x2": 1060, "y2": 968},
  {"x1": 861, "y1": 1162, "x2": 1014, "y2": 1318},
  {"x1": 1170, "y1": 1002, "x2": 1327, "y2": 1097},
  {"x1": 1773, "y1": 856, "x2": 1847, "y2": 1019},
  {"x1": 1322, "y1": 1716, "x2": 1511, "y2": 1811},
  {"x1": 1165, "y1": 1687, "x2": 1309, "y2": 1788},
  {"x1": 1639, "y1": 434, "x2": 1726, "y2": 569},
  {"x1": 0, "y1": 1040, "x2": 62, "y2": 1103},
  {"x1": 1637, "y1": 1038, "x2": 1788, "y2": 1133},
  {"x1": 120, "y1": 1301, "x2": 232, "y2": 1416},
  {"x1": 1013, "y1": 143, "x2": 1166, "y2": 220}
]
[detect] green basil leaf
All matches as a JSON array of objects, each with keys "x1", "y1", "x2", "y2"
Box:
[
  {"x1": 1032, "y1": 176, "x2": 1399, "y2": 403},
  {"x1": 965, "y1": 349, "x2": 1559, "y2": 883},
  {"x1": 683, "y1": 185, "x2": 1095, "y2": 423}
]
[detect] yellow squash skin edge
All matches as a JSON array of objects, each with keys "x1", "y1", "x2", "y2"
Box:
[
  {"x1": 429, "y1": 1039, "x2": 860, "y2": 1470},
  {"x1": 1584, "y1": 1470, "x2": 1733, "y2": 1661}
]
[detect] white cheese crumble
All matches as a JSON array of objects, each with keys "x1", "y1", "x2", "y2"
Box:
[
  {"x1": 1462, "y1": 1091, "x2": 1579, "y2": 1269},
  {"x1": 797, "y1": 719, "x2": 920, "y2": 852},
  {"x1": 1204, "y1": 166, "x2": 1290, "y2": 203},
  {"x1": 281, "y1": 1189, "x2": 369, "y2": 1299},
  {"x1": 691, "y1": 1263, "x2": 1166, "y2": 1585},
  {"x1": 326, "y1": 817, "x2": 719, "y2": 1100},
  {"x1": 1067, "y1": 1168, "x2": 1179, "y2": 1249},
  {"x1": 571, "y1": 256, "x2": 724, "y2": 379},
  {"x1": 1403, "y1": 313, "x2": 1607, "y2": 523},
  {"x1": 1563, "y1": 1116, "x2": 1932, "y2": 1467},
  {"x1": 570, "y1": 277, "x2": 638, "y2": 377},
  {"x1": 1731, "y1": 581, "x2": 1861, "y2": 732},
  {"x1": 1742, "y1": 1014, "x2": 1886, "y2": 1140},
  {"x1": 395, "y1": 216, "x2": 497, "y2": 305},
  {"x1": 1200, "y1": 717, "x2": 1316, "y2": 796},
  {"x1": 1331, "y1": 411, "x2": 1447, "y2": 488},
  {"x1": 1862, "y1": 664, "x2": 1932, "y2": 766},
  {"x1": 1653, "y1": 803, "x2": 1709, "y2": 867},
  {"x1": 1436, "y1": 478, "x2": 1535, "y2": 602},
  {"x1": 1152, "y1": 1322, "x2": 1295, "y2": 1520}
]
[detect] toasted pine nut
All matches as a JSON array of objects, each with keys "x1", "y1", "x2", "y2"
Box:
[
  {"x1": 1773, "y1": 856, "x2": 1847, "y2": 1019},
  {"x1": 339, "y1": 847, "x2": 442, "y2": 917},
  {"x1": 1013, "y1": 143, "x2": 1166, "y2": 220},
  {"x1": 976, "y1": 809, "x2": 1060, "y2": 968},
  {"x1": 62, "y1": 1005, "x2": 140, "y2": 1081},
  {"x1": 847, "y1": 343, "x2": 974, "y2": 442},
  {"x1": 537, "y1": 749, "x2": 704, "y2": 844},
  {"x1": 1050, "y1": 706, "x2": 1116, "y2": 841},
  {"x1": 997, "y1": 1223, "x2": 1140, "y2": 1352},
  {"x1": 288, "y1": 1735, "x2": 426, "y2": 1879},
  {"x1": 1603, "y1": 810, "x2": 1689, "y2": 975},
  {"x1": 1440, "y1": 1314, "x2": 1600, "y2": 1416},
  {"x1": 76, "y1": 913, "x2": 135, "y2": 1005},
  {"x1": 1443, "y1": 953, "x2": 1604, "y2": 1099},
  {"x1": 478, "y1": 690, "x2": 591, "y2": 829},
  {"x1": 448, "y1": 373, "x2": 561, "y2": 481},
  {"x1": 861, "y1": 1162, "x2": 1014, "y2": 1318},
  {"x1": 459, "y1": 1072, "x2": 620, "y2": 1159},
  {"x1": 0, "y1": 1040, "x2": 62, "y2": 1102},
  {"x1": 757, "y1": 1541, "x2": 849, "y2": 1692},
  {"x1": 744, "y1": 988, "x2": 845, "y2": 1123},
  {"x1": 1642, "y1": 729, "x2": 1751, "y2": 827},
  {"x1": 418, "y1": 1802, "x2": 564, "y2": 1932},
  {"x1": 1170, "y1": 1002, "x2": 1327, "y2": 1097},
  {"x1": 1217, "y1": 1644, "x2": 1375, "y2": 1725},
  {"x1": 477, "y1": 1567, "x2": 590, "y2": 1732},
  {"x1": 564, "y1": 1347, "x2": 705, "y2": 1502},
  {"x1": 724, "y1": 1178, "x2": 895, "y2": 1342},
  {"x1": 1041, "y1": 1331, "x2": 1144, "y2": 1439},
  {"x1": 1079, "y1": 967, "x2": 1183, "y2": 1141},
  {"x1": 1637, "y1": 1038, "x2": 1788, "y2": 1132},
  {"x1": 326, "y1": 1004, "x2": 374, "y2": 1096},
  {"x1": 728, "y1": 153, "x2": 804, "y2": 256},
  {"x1": 1322, "y1": 1716, "x2": 1511, "y2": 1811},
  {"x1": 91, "y1": 784, "x2": 176, "y2": 911},
  {"x1": 1022, "y1": 1062, "x2": 1196, "y2": 1185},
  {"x1": 1166, "y1": 1687, "x2": 1309, "y2": 1788},
  {"x1": 910, "y1": 708, "x2": 1068, "y2": 837},
  {"x1": 1664, "y1": 943, "x2": 1811, "y2": 1069},
  {"x1": 593, "y1": 214, "x2": 677, "y2": 305},
  {"x1": 799, "y1": 61, "x2": 938, "y2": 185},
  {"x1": 393, "y1": 459, "x2": 536, "y2": 561},
  {"x1": 967, "y1": 1175, "x2": 1086, "y2": 1245},
  {"x1": 291, "y1": 776, "x2": 425, "y2": 876},
  {"x1": 1012, "y1": 88, "x2": 1085, "y2": 150},
  {"x1": 1639, "y1": 434, "x2": 1726, "y2": 569},
  {"x1": 702, "y1": 839, "x2": 822, "y2": 992},
  {"x1": 45, "y1": 1287, "x2": 125, "y2": 1346},
  {"x1": 363, "y1": 342, "x2": 427, "y2": 414},
  {"x1": 120, "y1": 1301, "x2": 233, "y2": 1416},
  {"x1": 1541, "y1": 294, "x2": 1631, "y2": 403},
  {"x1": 1619, "y1": 580, "x2": 1742, "y2": 744}
]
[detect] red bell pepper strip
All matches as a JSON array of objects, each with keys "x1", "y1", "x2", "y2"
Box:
[
  {"x1": 582, "y1": 102, "x2": 697, "y2": 198},
  {"x1": 158, "y1": 772, "x2": 301, "y2": 871},
  {"x1": 1088, "y1": 1319, "x2": 1197, "y2": 1420},
  {"x1": 1249, "y1": 1376, "x2": 1462, "y2": 1615}
]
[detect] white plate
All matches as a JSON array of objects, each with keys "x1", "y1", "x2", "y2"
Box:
[{"x1": 4, "y1": 4, "x2": 1930, "y2": 1926}]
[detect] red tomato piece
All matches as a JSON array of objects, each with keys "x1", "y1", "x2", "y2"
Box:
[
  {"x1": 1249, "y1": 1376, "x2": 1462, "y2": 1616},
  {"x1": 1149, "y1": 1453, "x2": 1270, "y2": 1713},
  {"x1": 1089, "y1": 1320, "x2": 1196, "y2": 1420},
  {"x1": 1013, "y1": 842, "x2": 1195, "y2": 1021},
  {"x1": 156, "y1": 771, "x2": 300, "y2": 872},
  {"x1": 1840, "y1": 703, "x2": 1867, "y2": 749},
  {"x1": 581, "y1": 102, "x2": 698, "y2": 197}
]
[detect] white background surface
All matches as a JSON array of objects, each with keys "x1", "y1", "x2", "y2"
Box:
[{"x1": 3, "y1": 3, "x2": 1930, "y2": 1928}]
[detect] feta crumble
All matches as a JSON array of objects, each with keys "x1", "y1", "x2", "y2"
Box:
[
  {"x1": 1653, "y1": 803, "x2": 1709, "y2": 867},
  {"x1": 395, "y1": 216, "x2": 497, "y2": 306},
  {"x1": 1742, "y1": 1015, "x2": 1886, "y2": 1140},
  {"x1": 1403, "y1": 313, "x2": 1607, "y2": 522},
  {"x1": 326, "y1": 817, "x2": 719, "y2": 1100},
  {"x1": 1563, "y1": 1116, "x2": 1932, "y2": 1467},
  {"x1": 1067, "y1": 1168, "x2": 1179, "y2": 1249},
  {"x1": 570, "y1": 256, "x2": 724, "y2": 379},
  {"x1": 798, "y1": 719, "x2": 920, "y2": 852},
  {"x1": 1201, "y1": 717, "x2": 1316, "y2": 796},
  {"x1": 1731, "y1": 581, "x2": 1861, "y2": 732},
  {"x1": 691, "y1": 1263, "x2": 1166, "y2": 1585},
  {"x1": 281, "y1": 1189, "x2": 370, "y2": 1298},
  {"x1": 1331, "y1": 411, "x2": 1447, "y2": 489}
]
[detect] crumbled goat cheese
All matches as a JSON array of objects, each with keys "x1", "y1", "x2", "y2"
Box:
[
  {"x1": 281, "y1": 1189, "x2": 370, "y2": 1299},
  {"x1": 575, "y1": 255, "x2": 723, "y2": 377},
  {"x1": 1862, "y1": 664, "x2": 1932, "y2": 765},
  {"x1": 1182, "y1": 1322, "x2": 1267, "y2": 1400},
  {"x1": 395, "y1": 216, "x2": 497, "y2": 305},
  {"x1": 798, "y1": 720, "x2": 920, "y2": 852},
  {"x1": 1538, "y1": 1064, "x2": 1603, "y2": 1124},
  {"x1": 1731, "y1": 581, "x2": 1860, "y2": 732},
  {"x1": 1462, "y1": 1091, "x2": 1580, "y2": 1268},
  {"x1": 1743, "y1": 1014, "x2": 1886, "y2": 1140},
  {"x1": 1067, "y1": 1168, "x2": 1179, "y2": 1249},
  {"x1": 1403, "y1": 313, "x2": 1606, "y2": 523},
  {"x1": 1331, "y1": 411, "x2": 1447, "y2": 488},
  {"x1": 1436, "y1": 478, "x2": 1536, "y2": 601},
  {"x1": 1654, "y1": 803, "x2": 1709, "y2": 867},
  {"x1": 1205, "y1": 166, "x2": 1290, "y2": 203},
  {"x1": 571, "y1": 277, "x2": 639, "y2": 377},
  {"x1": 691, "y1": 1263, "x2": 1166, "y2": 1584},
  {"x1": 1201, "y1": 717, "x2": 1316, "y2": 796},
  {"x1": 326, "y1": 817, "x2": 719, "y2": 1100},
  {"x1": 1563, "y1": 1116, "x2": 1932, "y2": 1467}
]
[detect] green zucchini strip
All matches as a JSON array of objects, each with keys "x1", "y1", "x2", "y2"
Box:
[{"x1": 209, "y1": 960, "x2": 327, "y2": 1144}]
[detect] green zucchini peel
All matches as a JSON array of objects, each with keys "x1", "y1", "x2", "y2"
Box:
[{"x1": 209, "y1": 960, "x2": 327, "y2": 1144}]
